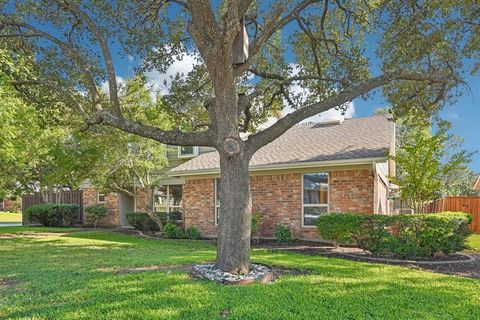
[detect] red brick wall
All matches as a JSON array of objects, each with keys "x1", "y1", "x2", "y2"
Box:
[
  {"x1": 329, "y1": 170, "x2": 374, "y2": 213},
  {"x1": 82, "y1": 188, "x2": 119, "y2": 227},
  {"x1": 183, "y1": 178, "x2": 217, "y2": 236},
  {"x1": 135, "y1": 188, "x2": 149, "y2": 212},
  {"x1": 184, "y1": 168, "x2": 375, "y2": 240}
]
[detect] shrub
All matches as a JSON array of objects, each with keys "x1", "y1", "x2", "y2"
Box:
[
  {"x1": 26, "y1": 204, "x2": 79, "y2": 227},
  {"x1": 185, "y1": 226, "x2": 201, "y2": 240},
  {"x1": 317, "y1": 212, "x2": 472, "y2": 258},
  {"x1": 126, "y1": 212, "x2": 160, "y2": 231},
  {"x1": 251, "y1": 212, "x2": 261, "y2": 241},
  {"x1": 316, "y1": 213, "x2": 366, "y2": 246},
  {"x1": 126, "y1": 212, "x2": 183, "y2": 231},
  {"x1": 85, "y1": 204, "x2": 108, "y2": 227},
  {"x1": 164, "y1": 223, "x2": 186, "y2": 239},
  {"x1": 275, "y1": 224, "x2": 293, "y2": 243}
]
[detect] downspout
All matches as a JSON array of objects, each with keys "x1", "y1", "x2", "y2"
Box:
[{"x1": 372, "y1": 161, "x2": 378, "y2": 214}]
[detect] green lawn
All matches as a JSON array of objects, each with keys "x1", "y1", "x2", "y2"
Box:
[
  {"x1": 0, "y1": 228, "x2": 479, "y2": 320},
  {"x1": 467, "y1": 233, "x2": 480, "y2": 251},
  {"x1": 0, "y1": 211, "x2": 22, "y2": 223}
]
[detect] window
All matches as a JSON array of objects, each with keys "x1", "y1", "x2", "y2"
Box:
[
  {"x1": 215, "y1": 178, "x2": 220, "y2": 225},
  {"x1": 98, "y1": 193, "x2": 106, "y2": 203},
  {"x1": 154, "y1": 185, "x2": 183, "y2": 221},
  {"x1": 302, "y1": 172, "x2": 329, "y2": 227},
  {"x1": 178, "y1": 146, "x2": 199, "y2": 158}
]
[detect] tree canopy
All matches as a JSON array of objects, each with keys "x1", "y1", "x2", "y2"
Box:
[
  {"x1": 1, "y1": 0, "x2": 479, "y2": 273},
  {"x1": 390, "y1": 116, "x2": 475, "y2": 213}
]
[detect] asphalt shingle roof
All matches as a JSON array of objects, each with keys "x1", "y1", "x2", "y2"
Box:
[{"x1": 169, "y1": 115, "x2": 394, "y2": 174}]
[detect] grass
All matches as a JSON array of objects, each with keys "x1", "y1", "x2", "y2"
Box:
[
  {"x1": 0, "y1": 228, "x2": 479, "y2": 320},
  {"x1": 467, "y1": 233, "x2": 480, "y2": 251},
  {"x1": 0, "y1": 211, "x2": 22, "y2": 223}
]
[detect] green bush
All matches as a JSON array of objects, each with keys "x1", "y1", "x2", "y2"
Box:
[
  {"x1": 185, "y1": 226, "x2": 201, "y2": 240},
  {"x1": 126, "y1": 212, "x2": 184, "y2": 232},
  {"x1": 316, "y1": 213, "x2": 366, "y2": 246},
  {"x1": 164, "y1": 223, "x2": 186, "y2": 239},
  {"x1": 317, "y1": 212, "x2": 472, "y2": 258},
  {"x1": 26, "y1": 204, "x2": 79, "y2": 227},
  {"x1": 275, "y1": 224, "x2": 293, "y2": 243},
  {"x1": 85, "y1": 204, "x2": 108, "y2": 227},
  {"x1": 251, "y1": 212, "x2": 261, "y2": 241},
  {"x1": 126, "y1": 212, "x2": 160, "y2": 231}
]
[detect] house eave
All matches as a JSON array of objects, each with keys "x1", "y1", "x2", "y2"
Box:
[{"x1": 167, "y1": 157, "x2": 388, "y2": 177}]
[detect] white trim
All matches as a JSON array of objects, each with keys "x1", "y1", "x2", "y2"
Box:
[
  {"x1": 154, "y1": 184, "x2": 183, "y2": 215},
  {"x1": 301, "y1": 172, "x2": 329, "y2": 228},
  {"x1": 177, "y1": 146, "x2": 199, "y2": 158},
  {"x1": 214, "y1": 178, "x2": 220, "y2": 226},
  {"x1": 169, "y1": 157, "x2": 386, "y2": 177},
  {"x1": 98, "y1": 193, "x2": 106, "y2": 203}
]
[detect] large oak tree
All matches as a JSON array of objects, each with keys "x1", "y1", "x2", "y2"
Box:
[{"x1": 1, "y1": 0, "x2": 478, "y2": 273}]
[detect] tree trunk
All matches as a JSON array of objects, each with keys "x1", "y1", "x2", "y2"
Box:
[
  {"x1": 215, "y1": 149, "x2": 252, "y2": 274},
  {"x1": 146, "y1": 185, "x2": 164, "y2": 232}
]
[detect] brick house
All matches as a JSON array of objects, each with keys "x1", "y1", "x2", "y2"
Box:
[
  {"x1": 160, "y1": 115, "x2": 396, "y2": 240},
  {"x1": 80, "y1": 115, "x2": 396, "y2": 240}
]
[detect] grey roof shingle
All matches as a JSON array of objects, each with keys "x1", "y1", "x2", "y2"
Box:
[{"x1": 169, "y1": 115, "x2": 394, "y2": 174}]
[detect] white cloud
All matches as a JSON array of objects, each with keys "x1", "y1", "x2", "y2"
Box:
[
  {"x1": 282, "y1": 82, "x2": 355, "y2": 123},
  {"x1": 100, "y1": 76, "x2": 125, "y2": 95},
  {"x1": 145, "y1": 52, "x2": 197, "y2": 96},
  {"x1": 127, "y1": 55, "x2": 135, "y2": 62}
]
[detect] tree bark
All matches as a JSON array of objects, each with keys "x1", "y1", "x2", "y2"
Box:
[{"x1": 215, "y1": 149, "x2": 252, "y2": 274}]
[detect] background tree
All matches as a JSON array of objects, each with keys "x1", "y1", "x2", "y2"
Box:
[
  {"x1": 391, "y1": 117, "x2": 474, "y2": 213},
  {"x1": 0, "y1": 70, "x2": 102, "y2": 202},
  {"x1": 88, "y1": 77, "x2": 172, "y2": 230},
  {"x1": 1, "y1": 1, "x2": 479, "y2": 273}
]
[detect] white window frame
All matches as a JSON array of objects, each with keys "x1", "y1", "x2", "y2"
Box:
[
  {"x1": 301, "y1": 172, "x2": 329, "y2": 228},
  {"x1": 214, "y1": 178, "x2": 220, "y2": 226},
  {"x1": 154, "y1": 185, "x2": 183, "y2": 215},
  {"x1": 177, "y1": 146, "x2": 199, "y2": 158},
  {"x1": 98, "y1": 193, "x2": 106, "y2": 203}
]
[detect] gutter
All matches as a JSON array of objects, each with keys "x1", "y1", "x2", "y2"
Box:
[{"x1": 168, "y1": 157, "x2": 388, "y2": 177}]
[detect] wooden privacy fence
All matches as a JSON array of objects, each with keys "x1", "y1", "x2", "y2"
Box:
[
  {"x1": 424, "y1": 197, "x2": 480, "y2": 233},
  {"x1": 22, "y1": 190, "x2": 84, "y2": 224}
]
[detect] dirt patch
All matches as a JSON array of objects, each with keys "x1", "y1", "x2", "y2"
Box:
[
  {"x1": 271, "y1": 266, "x2": 312, "y2": 277},
  {"x1": 0, "y1": 278, "x2": 16, "y2": 289},
  {"x1": 0, "y1": 232, "x2": 69, "y2": 239}
]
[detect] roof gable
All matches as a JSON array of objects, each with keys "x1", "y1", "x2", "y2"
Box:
[{"x1": 170, "y1": 115, "x2": 395, "y2": 175}]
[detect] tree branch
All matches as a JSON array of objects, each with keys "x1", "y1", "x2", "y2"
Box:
[
  {"x1": 234, "y1": 0, "x2": 322, "y2": 76},
  {"x1": 0, "y1": 18, "x2": 103, "y2": 111},
  {"x1": 53, "y1": 0, "x2": 122, "y2": 117},
  {"x1": 99, "y1": 110, "x2": 214, "y2": 147},
  {"x1": 247, "y1": 70, "x2": 450, "y2": 154}
]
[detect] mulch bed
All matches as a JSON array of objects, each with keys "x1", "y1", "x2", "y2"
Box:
[
  {"x1": 254, "y1": 239, "x2": 480, "y2": 279},
  {"x1": 114, "y1": 263, "x2": 310, "y2": 281}
]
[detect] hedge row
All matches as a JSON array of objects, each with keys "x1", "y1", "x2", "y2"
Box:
[
  {"x1": 126, "y1": 211, "x2": 182, "y2": 231},
  {"x1": 26, "y1": 204, "x2": 80, "y2": 227},
  {"x1": 317, "y1": 212, "x2": 472, "y2": 258}
]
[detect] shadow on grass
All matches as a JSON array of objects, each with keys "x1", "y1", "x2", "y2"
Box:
[{"x1": 1, "y1": 231, "x2": 479, "y2": 319}]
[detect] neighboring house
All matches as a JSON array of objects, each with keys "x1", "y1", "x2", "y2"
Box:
[
  {"x1": 22, "y1": 115, "x2": 397, "y2": 239},
  {"x1": 474, "y1": 175, "x2": 480, "y2": 194},
  {"x1": 78, "y1": 145, "x2": 217, "y2": 227},
  {"x1": 0, "y1": 198, "x2": 20, "y2": 212}
]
